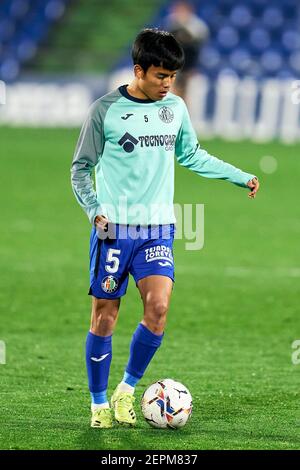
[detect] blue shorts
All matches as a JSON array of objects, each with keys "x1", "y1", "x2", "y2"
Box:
[{"x1": 89, "y1": 224, "x2": 175, "y2": 299}]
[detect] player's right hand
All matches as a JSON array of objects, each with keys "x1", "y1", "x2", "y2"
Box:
[
  {"x1": 247, "y1": 177, "x2": 260, "y2": 199},
  {"x1": 94, "y1": 214, "x2": 109, "y2": 231}
]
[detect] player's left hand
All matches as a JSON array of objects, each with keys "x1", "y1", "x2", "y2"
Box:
[
  {"x1": 94, "y1": 214, "x2": 109, "y2": 231},
  {"x1": 247, "y1": 177, "x2": 260, "y2": 199}
]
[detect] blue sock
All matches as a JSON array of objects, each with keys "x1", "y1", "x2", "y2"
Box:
[
  {"x1": 122, "y1": 371, "x2": 139, "y2": 387},
  {"x1": 125, "y1": 323, "x2": 164, "y2": 385},
  {"x1": 90, "y1": 390, "x2": 108, "y2": 405},
  {"x1": 86, "y1": 331, "x2": 112, "y2": 403}
]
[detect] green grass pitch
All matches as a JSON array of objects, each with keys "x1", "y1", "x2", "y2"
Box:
[{"x1": 0, "y1": 127, "x2": 299, "y2": 450}]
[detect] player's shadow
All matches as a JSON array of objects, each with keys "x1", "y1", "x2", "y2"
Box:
[
  {"x1": 77, "y1": 423, "x2": 194, "y2": 450},
  {"x1": 78, "y1": 426, "x2": 146, "y2": 450}
]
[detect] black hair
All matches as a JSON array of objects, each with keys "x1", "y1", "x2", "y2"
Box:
[{"x1": 132, "y1": 28, "x2": 185, "y2": 72}]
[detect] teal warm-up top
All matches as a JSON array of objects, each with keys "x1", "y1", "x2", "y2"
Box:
[{"x1": 71, "y1": 85, "x2": 255, "y2": 225}]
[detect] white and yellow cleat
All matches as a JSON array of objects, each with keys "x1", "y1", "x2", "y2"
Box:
[
  {"x1": 91, "y1": 408, "x2": 113, "y2": 428},
  {"x1": 111, "y1": 386, "x2": 136, "y2": 426}
]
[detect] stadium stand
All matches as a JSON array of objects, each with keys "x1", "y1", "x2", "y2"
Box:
[
  {"x1": 1, "y1": 0, "x2": 299, "y2": 81},
  {"x1": 140, "y1": 0, "x2": 300, "y2": 80},
  {"x1": 0, "y1": 0, "x2": 68, "y2": 81},
  {"x1": 0, "y1": 0, "x2": 163, "y2": 80},
  {"x1": 1, "y1": 1, "x2": 299, "y2": 139},
  {"x1": 182, "y1": 0, "x2": 300, "y2": 79}
]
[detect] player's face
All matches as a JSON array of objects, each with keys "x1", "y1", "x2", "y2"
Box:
[{"x1": 136, "y1": 65, "x2": 177, "y2": 101}]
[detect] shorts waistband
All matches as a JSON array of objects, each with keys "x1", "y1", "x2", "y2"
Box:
[{"x1": 96, "y1": 223, "x2": 175, "y2": 240}]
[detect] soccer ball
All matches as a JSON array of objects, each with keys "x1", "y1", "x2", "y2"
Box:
[{"x1": 141, "y1": 378, "x2": 193, "y2": 429}]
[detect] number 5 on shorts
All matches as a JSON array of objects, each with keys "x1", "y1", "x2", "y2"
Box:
[{"x1": 105, "y1": 249, "x2": 121, "y2": 274}]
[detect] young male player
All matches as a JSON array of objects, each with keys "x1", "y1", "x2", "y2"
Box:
[{"x1": 71, "y1": 29, "x2": 259, "y2": 428}]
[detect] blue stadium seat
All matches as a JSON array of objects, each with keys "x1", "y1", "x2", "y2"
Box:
[
  {"x1": 217, "y1": 25, "x2": 239, "y2": 53},
  {"x1": 260, "y1": 49, "x2": 283, "y2": 75},
  {"x1": 282, "y1": 29, "x2": 300, "y2": 53},
  {"x1": 0, "y1": 57, "x2": 20, "y2": 81},
  {"x1": 9, "y1": 0, "x2": 30, "y2": 19},
  {"x1": 262, "y1": 7, "x2": 284, "y2": 31},
  {"x1": 201, "y1": 44, "x2": 222, "y2": 72},
  {"x1": 249, "y1": 27, "x2": 271, "y2": 54},
  {"x1": 45, "y1": 0, "x2": 66, "y2": 21},
  {"x1": 276, "y1": 67, "x2": 294, "y2": 80},
  {"x1": 230, "y1": 5, "x2": 253, "y2": 31},
  {"x1": 229, "y1": 48, "x2": 252, "y2": 75},
  {"x1": 16, "y1": 38, "x2": 37, "y2": 62}
]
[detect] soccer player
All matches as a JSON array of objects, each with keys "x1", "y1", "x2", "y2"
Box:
[{"x1": 71, "y1": 29, "x2": 259, "y2": 429}]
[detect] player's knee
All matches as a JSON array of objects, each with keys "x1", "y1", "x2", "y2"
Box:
[
  {"x1": 102, "y1": 310, "x2": 118, "y2": 328},
  {"x1": 91, "y1": 312, "x2": 118, "y2": 335},
  {"x1": 91, "y1": 301, "x2": 119, "y2": 335},
  {"x1": 152, "y1": 299, "x2": 169, "y2": 316},
  {"x1": 144, "y1": 299, "x2": 169, "y2": 328}
]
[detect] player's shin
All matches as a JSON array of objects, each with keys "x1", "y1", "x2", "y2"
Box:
[
  {"x1": 120, "y1": 323, "x2": 164, "y2": 393},
  {"x1": 111, "y1": 323, "x2": 163, "y2": 425},
  {"x1": 86, "y1": 331, "x2": 112, "y2": 409}
]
